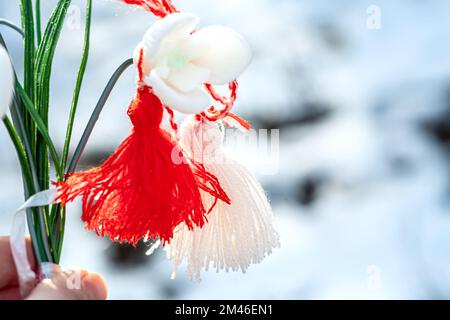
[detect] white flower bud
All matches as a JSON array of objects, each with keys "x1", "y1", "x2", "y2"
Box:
[
  {"x1": 136, "y1": 13, "x2": 252, "y2": 114},
  {"x1": 0, "y1": 46, "x2": 14, "y2": 119}
]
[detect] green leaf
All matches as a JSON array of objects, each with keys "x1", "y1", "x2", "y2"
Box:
[
  {"x1": 16, "y1": 81, "x2": 63, "y2": 181},
  {"x1": 3, "y1": 117, "x2": 34, "y2": 195},
  {"x1": 20, "y1": 0, "x2": 35, "y2": 99},
  {"x1": 34, "y1": 0, "x2": 71, "y2": 190},
  {"x1": 62, "y1": 0, "x2": 92, "y2": 171},
  {"x1": 19, "y1": 0, "x2": 36, "y2": 148},
  {"x1": 35, "y1": 0, "x2": 42, "y2": 44},
  {"x1": 3, "y1": 116, "x2": 49, "y2": 262}
]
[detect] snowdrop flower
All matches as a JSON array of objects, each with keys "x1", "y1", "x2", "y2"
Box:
[
  {"x1": 0, "y1": 46, "x2": 14, "y2": 118},
  {"x1": 134, "y1": 12, "x2": 252, "y2": 114}
]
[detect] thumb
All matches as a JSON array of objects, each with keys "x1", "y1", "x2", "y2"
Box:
[{"x1": 26, "y1": 269, "x2": 108, "y2": 300}]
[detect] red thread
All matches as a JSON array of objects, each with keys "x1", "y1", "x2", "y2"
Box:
[
  {"x1": 191, "y1": 161, "x2": 231, "y2": 213},
  {"x1": 200, "y1": 82, "x2": 252, "y2": 131},
  {"x1": 55, "y1": 87, "x2": 207, "y2": 245},
  {"x1": 164, "y1": 106, "x2": 178, "y2": 135},
  {"x1": 119, "y1": 0, "x2": 177, "y2": 18},
  {"x1": 201, "y1": 81, "x2": 238, "y2": 122},
  {"x1": 137, "y1": 48, "x2": 145, "y2": 84},
  {"x1": 224, "y1": 112, "x2": 251, "y2": 131}
]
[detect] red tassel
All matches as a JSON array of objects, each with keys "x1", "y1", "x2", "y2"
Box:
[{"x1": 55, "y1": 86, "x2": 207, "y2": 245}]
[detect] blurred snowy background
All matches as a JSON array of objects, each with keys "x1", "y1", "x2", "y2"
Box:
[{"x1": 1, "y1": 0, "x2": 450, "y2": 299}]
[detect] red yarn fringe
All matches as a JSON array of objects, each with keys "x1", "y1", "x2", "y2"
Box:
[
  {"x1": 55, "y1": 86, "x2": 207, "y2": 245},
  {"x1": 119, "y1": 0, "x2": 177, "y2": 18},
  {"x1": 201, "y1": 81, "x2": 238, "y2": 121}
]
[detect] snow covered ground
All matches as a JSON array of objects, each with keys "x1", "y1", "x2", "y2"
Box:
[{"x1": 0, "y1": 0, "x2": 449, "y2": 299}]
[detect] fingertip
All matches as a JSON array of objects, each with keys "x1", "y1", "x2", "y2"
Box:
[
  {"x1": 82, "y1": 272, "x2": 108, "y2": 300},
  {"x1": 27, "y1": 269, "x2": 108, "y2": 300}
]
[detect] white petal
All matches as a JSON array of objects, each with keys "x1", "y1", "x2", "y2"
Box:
[
  {"x1": 154, "y1": 58, "x2": 170, "y2": 79},
  {"x1": 146, "y1": 70, "x2": 211, "y2": 114},
  {"x1": 190, "y1": 26, "x2": 252, "y2": 84},
  {"x1": 136, "y1": 13, "x2": 199, "y2": 74},
  {"x1": 172, "y1": 36, "x2": 210, "y2": 63},
  {"x1": 167, "y1": 63, "x2": 211, "y2": 93},
  {"x1": 0, "y1": 47, "x2": 14, "y2": 119}
]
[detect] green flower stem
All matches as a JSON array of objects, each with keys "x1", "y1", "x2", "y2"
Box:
[
  {"x1": 67, "y1": 58, "x2": 134, "y2": 173},
  {"x1": 0, "y1": 19, "x2": 24, "y2": 36}
]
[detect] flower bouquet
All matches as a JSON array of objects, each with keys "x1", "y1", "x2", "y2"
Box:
[{"x1": 0, "y1": 0, "x2": 279, "y2": 297}]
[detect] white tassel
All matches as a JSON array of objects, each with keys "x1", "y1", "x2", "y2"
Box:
[{"x1": 165, "y1": 116, "x2": 280, "y2": 281}]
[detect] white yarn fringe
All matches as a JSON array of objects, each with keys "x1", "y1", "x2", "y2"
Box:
[{"x1": 165, "y1": 116, "x2": 280, "y2": 281}]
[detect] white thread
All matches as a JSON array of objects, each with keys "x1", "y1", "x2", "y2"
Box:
[
  {"x1": 10, "y1": 188, "x2": 58, "y2": 298},
  {"x1": 10, "y1": 210, "x2": 36, "y2": 297},
  {"x1": 165, "y1": 117, "x2": 280, "y2": 281},
  {"x1": 145, "y1": 239, "x2": 161, "y2": 256},
  {"x1": 38, "y1": 262, "x2": 62, "y2": 281}
]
